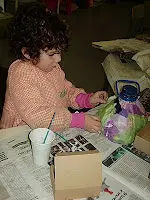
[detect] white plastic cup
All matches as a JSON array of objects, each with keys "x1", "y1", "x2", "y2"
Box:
[{"x1": 29, "y1": 128, "x2": 55, "y2": 166}]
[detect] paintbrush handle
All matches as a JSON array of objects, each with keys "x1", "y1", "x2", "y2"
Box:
[{"x1": 43, "y1": 112, "x2": 56, "y2": 144}]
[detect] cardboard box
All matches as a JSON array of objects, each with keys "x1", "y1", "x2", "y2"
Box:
[
  {"x1": 50, "y1": 150, "x2": 102, "y2": 200},
  {"x1": 134, "y1": 122, "x2": 150, "y2": 156}
]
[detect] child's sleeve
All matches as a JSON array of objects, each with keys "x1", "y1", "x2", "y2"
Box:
[
  {"x1": 64, "y1": 78, "x2": 86, "y2": 109},
  {"x1": 64, "y1": 79, "x2": 93, "y2": 109},
  {"x1": 58, "y1": 65, "x2": 93, "y2": 109},
  {"x1": 9, "y1": 66, "x2": 72, "y2": 132}
]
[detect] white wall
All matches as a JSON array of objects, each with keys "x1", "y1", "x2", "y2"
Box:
[{"x1": 0, "y1": 0, "x2": 4, "y2": 10}]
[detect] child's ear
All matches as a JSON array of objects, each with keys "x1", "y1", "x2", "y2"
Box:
[{"x1": 21, "y1": 48, "x2": 30, "y2": 59}]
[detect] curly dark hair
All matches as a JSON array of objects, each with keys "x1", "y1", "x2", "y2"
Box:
[{"x1": 8, "y1": 2, "x2": 70, "y2": 60}]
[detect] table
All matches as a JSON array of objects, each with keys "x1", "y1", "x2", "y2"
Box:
[
  {"x1": 0, "y1": 105, "x2": 150, "y2": 200},
  {"x1": 92, "y1": 39, "x2": 150, "y2": 93}
]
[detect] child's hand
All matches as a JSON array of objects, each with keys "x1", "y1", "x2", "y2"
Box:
[
  {"x1": 90, "y1": 91, "x2": 108, "y2": 106},
  {"x1": 84, "y1": 114, "x2": 101, "y2": 133}
]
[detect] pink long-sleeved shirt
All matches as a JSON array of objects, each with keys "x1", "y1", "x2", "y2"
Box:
[{"x1": 1, "y1": 60, "x2": 90, "y2": 132}]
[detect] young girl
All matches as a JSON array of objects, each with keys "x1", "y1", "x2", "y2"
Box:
[{"x1": 0, "y1": 2, "x2": 108, "y2": 133}]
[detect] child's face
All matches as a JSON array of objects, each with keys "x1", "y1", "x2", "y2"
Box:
[{"x1": 36, "y1": 49, "x2": 61, "y2": 72}]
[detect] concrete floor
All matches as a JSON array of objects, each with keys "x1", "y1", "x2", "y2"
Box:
[
  {"x1": 0, "y1": 2, "x2": 135, "y2": 112},
  {"x1": 63, "y1": 2, "x2": 134, "y2": 92}
]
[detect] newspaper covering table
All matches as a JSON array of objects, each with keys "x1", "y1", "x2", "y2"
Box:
[
  {"x1": 0, "y1": 104, "x2": 150, "y2": 200},
  {"x1": 92, "y1": 39, "x2": 150, "y2": 53}
]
